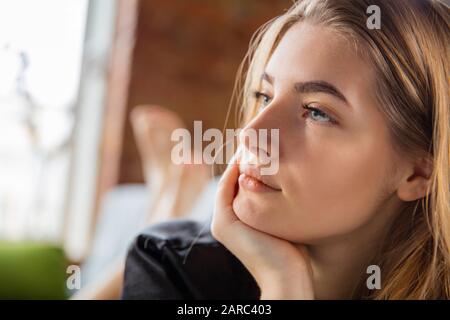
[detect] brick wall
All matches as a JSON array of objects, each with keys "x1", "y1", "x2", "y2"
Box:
[{"x1": 100, "y1": 0, "x2": 291, "y2": 192}]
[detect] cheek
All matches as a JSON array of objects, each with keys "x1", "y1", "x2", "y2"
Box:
[{"x1": 283, "y1": 139, "x2": 394, "y2": 240}]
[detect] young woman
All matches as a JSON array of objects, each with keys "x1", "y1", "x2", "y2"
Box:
[{"x1": 122, "y1": 0, "x2": 449, "y2": 299}]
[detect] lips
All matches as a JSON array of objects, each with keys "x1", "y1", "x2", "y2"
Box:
[{"x1": 239, "y1": 165, "x2": 281, "y2": 192}]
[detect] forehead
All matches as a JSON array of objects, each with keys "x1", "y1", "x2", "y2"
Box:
[{"x1": 265, "y1": 22, "x2": 374, "y2": 94}]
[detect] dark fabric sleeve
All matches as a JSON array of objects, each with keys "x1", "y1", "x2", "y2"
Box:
[
  {"x1": 121, "y1": 234, "x2": 184, "y2": 299},
  {"x1": 121, "y1": 219, "x2": 260, "y2": 300}
]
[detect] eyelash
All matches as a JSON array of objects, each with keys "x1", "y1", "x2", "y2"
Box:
[
  {"x1": 254, "y1": 91, "x2": 270, "y2": 106},
  {"x1": 253, "y1": 91, "x2": 338, "y2": 125}
]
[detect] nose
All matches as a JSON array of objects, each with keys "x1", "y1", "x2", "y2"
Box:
[{"x1": 239, "y1": 105, "x2": 281, "y2": 167}]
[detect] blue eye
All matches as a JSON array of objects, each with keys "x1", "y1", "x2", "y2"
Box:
[
  {"x1": 302, "y1": 104, "x2": 337, "y2": 124},
  {"x1": 254, "y1": 91, "x2": 271, "y2": 110}
]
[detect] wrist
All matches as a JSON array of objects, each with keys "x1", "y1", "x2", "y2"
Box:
[{"x1": 257, "y1": 266, "x2": 314, "y2": 300}]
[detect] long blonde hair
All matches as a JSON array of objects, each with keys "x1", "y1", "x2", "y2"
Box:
[{"x1": 229, "y1": 0, "x2": 450, "y2": 299}]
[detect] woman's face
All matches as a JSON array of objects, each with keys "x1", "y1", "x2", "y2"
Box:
[{"x1": 233, "y1": 22, "x2": 405, "y2": 244}]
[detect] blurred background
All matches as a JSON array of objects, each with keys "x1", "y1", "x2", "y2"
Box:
[{"x1": 0, "y1": 0, "x2": 290, "y2": 299}]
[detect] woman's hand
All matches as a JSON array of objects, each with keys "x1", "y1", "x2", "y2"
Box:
[{"x1": 211, "y1": 158, "x2": 315, "y2": 300}]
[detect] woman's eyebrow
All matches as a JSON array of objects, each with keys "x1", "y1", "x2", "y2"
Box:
[
  {"x1": 261, "y1": 72, "x2": 274, "y2": 84},
  {"x1": 261, "y1": 72, "x2": 348, "y2": 105},
  {"x1": 294, "y1": 81, "x2": 348, "y2": 104}
]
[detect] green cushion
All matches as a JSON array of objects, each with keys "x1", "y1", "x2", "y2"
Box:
[{"x1": 0, "y1": 241, "x2": 68, "y2": 299}]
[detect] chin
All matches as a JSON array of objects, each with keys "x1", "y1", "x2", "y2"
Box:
[
  {"x1": 232, "y1": 192, "x2": 325, "y2": 244},
  {"x1": 232, "y1": 191, "x2": 274, "y2": 232}
]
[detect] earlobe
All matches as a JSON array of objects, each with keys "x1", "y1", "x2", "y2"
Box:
[
  {"x1": 397, "y1": 179, "x2": 430, "y2": 202},
  {"x1": 397, "y1": 157, "x2": 433, "y2": 202}
]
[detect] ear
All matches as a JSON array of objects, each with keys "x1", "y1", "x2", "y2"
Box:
[{"x1": 397, "y1": 157, "x2": 433, "y2": 202}]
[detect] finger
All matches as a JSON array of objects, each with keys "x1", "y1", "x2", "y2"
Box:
[
  {"x1": 216, "y1": 145, "x2": 242, "y2": 202},
  {"x1": 216, "y1": 162, "x2": 240, "y2": 209}
]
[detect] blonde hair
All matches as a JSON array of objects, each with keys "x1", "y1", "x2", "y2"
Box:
[{"x1": 229, "y1": 0, "x2": 450, "y2": 299}]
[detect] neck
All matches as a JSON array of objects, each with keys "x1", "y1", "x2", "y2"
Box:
[
  {"x1": 304, "y1": 198, "x2": 401, "y2": 299},
  {"x1": 307, "y1": 234, "x2": 379, "y2": 299}
]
